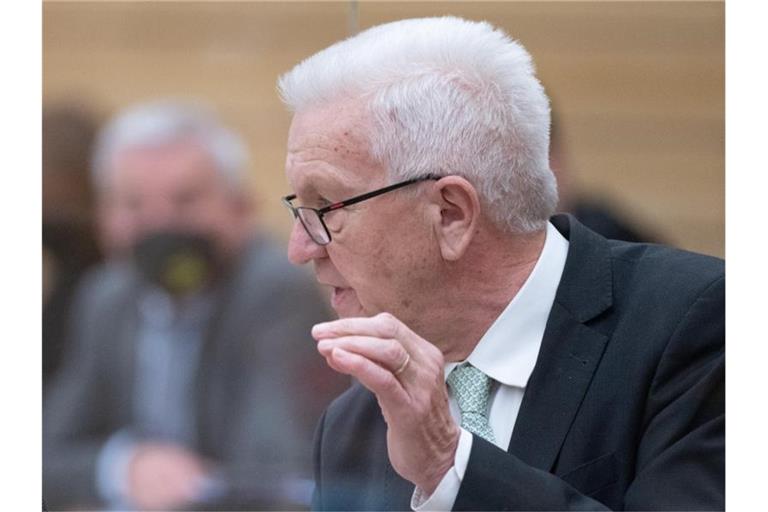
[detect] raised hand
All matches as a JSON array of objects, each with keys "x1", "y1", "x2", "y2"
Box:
[{"x1": 313, "y1": 312, "x2": 460, "y2": 494}]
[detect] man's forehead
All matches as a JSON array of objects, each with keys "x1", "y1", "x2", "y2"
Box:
[
  {"x1": 287, "y1": 100, "x2": 372, "y2": 151},
  {"x1": 286, "y1": 149, "x2": 376, "y2": 197},
  {"x1": 286, "y1": 101, "x2": 383, "y2": 193}
]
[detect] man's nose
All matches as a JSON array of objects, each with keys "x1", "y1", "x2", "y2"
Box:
[{"x1": 287, "y1": 219, "x2": 327, "y2": 265}]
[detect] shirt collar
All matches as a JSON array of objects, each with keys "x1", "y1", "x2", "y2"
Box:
[{"x1": 445, "y1": 221, "x2": 570, "y2": 388}]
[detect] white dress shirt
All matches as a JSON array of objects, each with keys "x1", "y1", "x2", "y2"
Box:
[{"x1": 412, "y1": 221, "x2": 570, "y2": 511}]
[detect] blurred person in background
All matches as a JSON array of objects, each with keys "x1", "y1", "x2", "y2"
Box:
[
  {"x1": 43, "y1": 99, "x2": 348, "y2": 511},
  {"x1": 549, "y1": 111, "x2": 661, "y2": 244},
  {"x1": 43, "y1": 102, "x2": 103, "y2": 382}
]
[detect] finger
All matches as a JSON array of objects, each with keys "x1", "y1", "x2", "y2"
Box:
[
  {"x1": 317, "y1": 335, "x2": 409, "y2": 373},
  {"x1": 330, "y1": 347, "x2": 410, "y2": 407},
  {"x1": 313, "y1": 313, "x2": 403, "y2": 339},
  {"x1": 313, "y1": 313, "x2": 419, "y2": 352},
  {"x1": 322, "y1": 350, "x2": 414, "y2": 390}
]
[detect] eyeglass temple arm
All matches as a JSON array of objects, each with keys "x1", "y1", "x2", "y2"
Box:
[{"x1": 320, "y1": 175, "x2": 440, "y2": 214}]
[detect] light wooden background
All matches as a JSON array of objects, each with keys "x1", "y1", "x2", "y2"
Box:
[{"x1": 43, "y1": 1, "x2": 724, "y2": 257}]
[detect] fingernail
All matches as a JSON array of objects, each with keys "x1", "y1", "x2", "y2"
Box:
[
  {"x1": 312, "y1": 323, "x2": 329, "y2": 338},
  {"x1": 317, "y1": 340, "x2": 330, "y2": 353}
]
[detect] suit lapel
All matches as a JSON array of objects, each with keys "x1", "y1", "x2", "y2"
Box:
[
  {"x1": 507, "y1": 304, "x2": 609, "y2": 469},
  {"x1": 508, "y1": 215, "x2": 613, "y2": 471}
]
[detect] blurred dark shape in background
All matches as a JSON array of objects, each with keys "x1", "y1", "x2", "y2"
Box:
[
  {"x1": 43, "y1": 102, "x2": 103, "y2": 383},
  {"x1": 549, "y1": 110, "x2": 662, "y2": 244}
]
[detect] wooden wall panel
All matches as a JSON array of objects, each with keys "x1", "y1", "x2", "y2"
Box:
[{"x1": 43, "y1": 1, "x2": 724, "y2": 257}]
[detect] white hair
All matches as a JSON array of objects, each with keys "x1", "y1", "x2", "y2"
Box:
[
  {"x1": 91, "y1": 99, "x2": 250, "y2": 193},
  {"x1": 278, "y1": 16, "x2": 557, "y2": 233}
]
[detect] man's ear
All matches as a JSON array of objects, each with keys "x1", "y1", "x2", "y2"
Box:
[{"x1": 427, "y1": 176, "x2": 481, "y2": 261}]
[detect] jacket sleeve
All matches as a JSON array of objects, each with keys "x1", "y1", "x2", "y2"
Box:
[
  {"x1": 453, "y1": 276, "x2": 725, "y2": 511},
  {"x1": 623, "y1": 275, "x2": 724, "y2": 509},
  {"x1": 43, "y1": 272, "x2": 122, "y2": 509}
]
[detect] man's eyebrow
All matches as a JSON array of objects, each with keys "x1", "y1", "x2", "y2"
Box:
[
  {"x1": 291, "y1": 183, "x2": 336, "y2": 208},
  {"x1": 291, "y1": 177, "x2": 321, "y2": 197},
  {"x1": 294, "y1": 174, "x2": 357, "y2": 201}
]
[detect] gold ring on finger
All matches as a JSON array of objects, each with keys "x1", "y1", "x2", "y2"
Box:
[{"x1": 394, "y1": 352, "x2": 411, "y2": 376}]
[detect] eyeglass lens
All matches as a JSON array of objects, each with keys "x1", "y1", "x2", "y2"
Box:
[{"x1": 297, "y1": 207, "x2": 331, "y2": 245}]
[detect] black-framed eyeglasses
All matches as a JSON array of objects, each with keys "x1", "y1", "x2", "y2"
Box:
[{"x1": 282, "y1": 174, "x2": 439, "y2": 245}]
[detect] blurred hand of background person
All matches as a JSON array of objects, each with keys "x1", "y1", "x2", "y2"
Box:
[
  {"x1": 125, "y1": 443, "x2": 211, "y2": 511},
  {"x1": 43, "y1": 99, "x2": 348, "y2": 511}
]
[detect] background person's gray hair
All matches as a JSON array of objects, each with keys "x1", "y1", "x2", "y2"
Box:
[
  {"x1": 278, "y1": 16, "x2": 557, "y2": 234},
  {"x1": 91, "y1": 99, "x2": 250, "y2": 194}
]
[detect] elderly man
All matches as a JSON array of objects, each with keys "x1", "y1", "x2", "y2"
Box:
[
  {"x1": 43, "y1": 100, "x2": 348, "y2": 511},
  {"x1": 278, "y1": 17, "x2": 724, "y2": 511}
]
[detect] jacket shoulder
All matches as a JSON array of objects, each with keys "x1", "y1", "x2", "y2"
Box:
[
  {"x1": 324, "y1": 382, "x2": 377, "y2": 427},
  {"x1": 608, "y1": 241, "x2": 724, "y2": 299},
  {"x1": 318, "y1": 382, "x2": 387, "y2": 452},
  {"x1": 72, "y1": 261, "x2": 138, "y2": 313}
]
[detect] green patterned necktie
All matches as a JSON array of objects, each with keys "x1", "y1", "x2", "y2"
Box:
[{"x1": 447, "y1": 362, "x2": 496, "y2": 443}]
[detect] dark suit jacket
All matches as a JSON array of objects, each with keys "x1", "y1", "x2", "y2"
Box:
[
  {"x1": 312, "y1": 214, "x2": 724, "y2": 511},
  {"x1": 43, "y1": 235, "x2": 349, "y2": 510}
]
